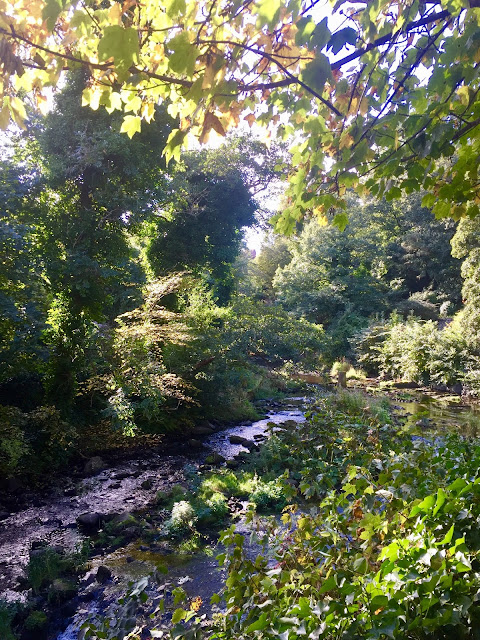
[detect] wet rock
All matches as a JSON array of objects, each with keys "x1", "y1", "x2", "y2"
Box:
[
  {"x1": 242, "y1": 440, "x2": 259, "y2": 451},
  {"x1": 205, "y1": 452, "x2": 226, "y2": 465},
  {"x1": 64, "y1": 486, "x2": 77, "y2": 497},
  {"x1": 141, "y1": 478, "x2": 154, "y2": 490},
  {"x1": 226, "y1": 460, "x2": 240, "y2": 469},
  {"x1": 0, "y1": 510, "x2": 9, "y2": 521},
  {"x1": 111, "y1": 512, "x2": 137, "y2": 529},
  {"x1": 452, "y1": 383, "x2": 463, "y2": 395},
  {"x1": 187, "y1": 438, "x2": 203, "y2": 448},
  {"x1": 416, "y1": 418, "x2": 432, "y2": 429},
  {"x1": 229, "y1": 435, "x2": 247, "y2": 445},
  {"x1": 49, "y1": 578, "x2": 77, "y2": 602},
  {"x1": 109, "y1": 482, "x2": 121, "y2": 489},
  {"x1": 96, "y1": 565, "x2": 112, "y2": 584},
  {"x1": 240, "y1": 420, "x2": 253, "y2": 426},
  {"x1": 113, "y1": 471, "x2": 131, "y2": 480},
  {"x1": 139, "y1": 544, "x2": 150, "y2": 551},
  {"x1": 31, "y1": 540, "x2": 45, "y2": 551},
  {"x1": 77, "y1": 512, "x2": 103, "y2": 532},
  {"x1": 253, "y1": 434, "x2": 267, "y2": 441},
  {"x1": 126, "y1": 556, "x2": 135, "y2": 563},
  {"x1": 191, "y1": 424, "x2": 215, "y2": 436},
  {"x1": 152, "y1": 541, "x2": 174, "y2": 554},
  {"x1": 123, "y1": 526, "x2": 138, "y2": 539},
  {"x1": 84, "y1": 456, "x2": 106, "y2": 476}
]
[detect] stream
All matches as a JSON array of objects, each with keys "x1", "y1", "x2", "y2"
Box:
[
  {"x1": 2, "y1": 390, "x2": 479, "y2": 639},
  {"x1": 0, "y1": 398, "x2": 307, "y2": 638}
]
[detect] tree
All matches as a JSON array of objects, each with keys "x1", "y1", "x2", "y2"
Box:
[
  {"x1": 2, "y1": 1, "x2": 480, "y2": 227},
  {"x1": 147, "y1": 138, "x2": 282, "y2": 304}
]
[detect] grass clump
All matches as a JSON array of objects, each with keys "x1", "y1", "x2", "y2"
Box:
[{"x1": 26, "y1": 546, "x2": 86, "y2": 595}]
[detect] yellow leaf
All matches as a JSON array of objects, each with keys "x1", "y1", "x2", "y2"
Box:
[
  {"x1": 339, "y1": 132, "x2": 354, "y2": 149},
  {"x1": 0, "y1": 103, "x2": 10, "y2": 129},
  {"x1": 457, "y1": 85, "x2": 470, "y2": 106},
  {"x1": 108, "y1": 3, "x2": 123, "y2": 24},
  {"x1": 202, "y1": 64, "x2": 215, "y2": 89},
  {"x1": 120, "y1": 114, "x2": 142, "y2": 138}
]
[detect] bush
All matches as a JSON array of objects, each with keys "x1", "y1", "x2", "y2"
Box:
[
  {"x1": 250, "y1": 479, "x2": 286, "y2": 512},
  {"x1": 0, "y1": 406, "x2": 29, "y2": 478}
]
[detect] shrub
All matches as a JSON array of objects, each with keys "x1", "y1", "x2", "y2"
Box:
[{"x1": 163, "y1": 501, "x2": 197, "y2": 538}]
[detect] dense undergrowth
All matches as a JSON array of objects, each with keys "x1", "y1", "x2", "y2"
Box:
[{"x1": 78, "y1": 391, "x2": 480, "y2": 639}]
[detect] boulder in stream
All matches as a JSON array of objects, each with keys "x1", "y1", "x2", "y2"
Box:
[
  {"x1": 49, "y1": 578, "x2": 77, "y2": 603},
  {"x1": 77, "y1": 512, "x2": 104, "y2": 532},
  {"x1": 84, "y1": 456, "x2": 106, "y2": 476},
  {"x1": 205, "y1": 452, "x2": 226, "y2": 466},
  {"x1": 96, "y1": 565, "x2": 112, "y2": 584},
  {"x1": 191, "y1": 424, "x2": 216, "y2": 436}
]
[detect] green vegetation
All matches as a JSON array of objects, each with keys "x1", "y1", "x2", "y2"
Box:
[
  {"x1": 81, "y1": 391, "x2": 480, "y2": 638},
  {"x1": 2, "y1": 5, "x2": 480, "y2": 637}
]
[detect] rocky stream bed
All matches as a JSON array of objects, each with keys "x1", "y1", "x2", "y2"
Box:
[{"x1": 0, "y1": 398, "x2": 307, "y2": 639}]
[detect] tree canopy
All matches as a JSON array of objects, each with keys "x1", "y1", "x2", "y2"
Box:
[{"x1": 2, "y1": 0, "x2": 480, "y2": 228}]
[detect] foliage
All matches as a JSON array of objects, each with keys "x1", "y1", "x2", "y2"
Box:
[
  {"x1": 26, "y1": 546, "x2": 86, "y2": 595},
  {"x1": 357, "y1": 315, "x2": 472, "y2": 389},
  {"x1": 0, "y1": 601, "x2": 16, "y2": 640},
  {"x1": 4, "y1": 0, "x2": 480, "y2": 227},
  {"x1": 270, "y1": 194, "x2": 461, "y2": 360},
  {"x1": 84, "y1": 391, "x2": 480, "y2": 639},
  {"x1": 0, "y1": 404, "x2": 76, "y2": 480}
]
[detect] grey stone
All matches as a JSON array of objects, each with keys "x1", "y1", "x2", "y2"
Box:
[
  {"x1": 77, "y1": 512, "x2": 103, "y2": 532},
  {"x1": 191, "y1": 425, "x2": 215, "y2": 436},
  {"x1": 205, "y1": 452, "x2": 226, "y2": 465},
  {"x1": 84, "y1": 456, "x2": 106, "y2": 476},
  {"x1": 96, "y1": 565, "x2": 112, "y2": 584},
  {"x1": 49, "y1": 579, "x2": 77, "y2": 602}
]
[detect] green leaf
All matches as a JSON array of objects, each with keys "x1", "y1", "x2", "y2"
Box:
[
  {"x1": 437, "y1": 524, "x2": 454, "y2": 546},
  {"x1": 301, "y1": 54, "x2": 332, "y2": 94},
  {"x1": 98, "y1": 26, "x2": 139, "y2": 78},
  {"x1": 42, "y1": 0, "x2": 68, "y2": 30},
  {"x1": 166, "y1": 0, "x2": 186, "y2": 18},
  {"x1": 295, "y1": 17, "x2": 316, "y2": 46},
  {"x1": 171, "y1": 608, "x2": 187, "y2": 624},
  {"x1": 353, "y1": 556, "x2": 368, "y2": 574},
  {"x1": 256, "y1": 0, "x2": 283, "y2": 28},
  {"x1": 327, "y1": 27, "x2": 357, "y2": 54},
  {"x1": 120, "y1": 115, "x2": 142, "y2": 138},
  {"x1": 246, "y1": 613, "x2": 269, "y2": 632},
  {"x1": 409, "y1": 493, "x2": 435, "y2": 517},
  {"x1": 168, "y1": 31, "x2": 199, "y2": 77},
  {"x1": 318, "y1": 575, "x2": 337, "y2": 594},
  {"x1": 433, "y1": 488, "x2": 446, "y2": 516},
  {"x1": 311, "y1": 17, "x2": 330, "y2": 50},
  {"x1": 333, "y1": 212, "x2": 349, "y2": 231}
]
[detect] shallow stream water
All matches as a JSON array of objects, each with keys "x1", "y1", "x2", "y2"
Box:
[{"x1": 0, "y1": 399, "x2": 306, "y2": 638}]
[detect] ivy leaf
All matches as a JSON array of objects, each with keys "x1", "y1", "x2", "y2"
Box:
[
  {"x1": 171, "y1": 608, "x2": 187, "y2": 624},
  {"x1": 301, "y1": 54, "x2": 332, "y2": 94},
  {"x1": 98, "y1": 26, "x2": 139, "y2": 79},
  {"x1": 246, "y1": 613, "x2": 269, "y2": 632},
  {"x1": 327, "y1": 27, "x2": 357, "y2": 54}
]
